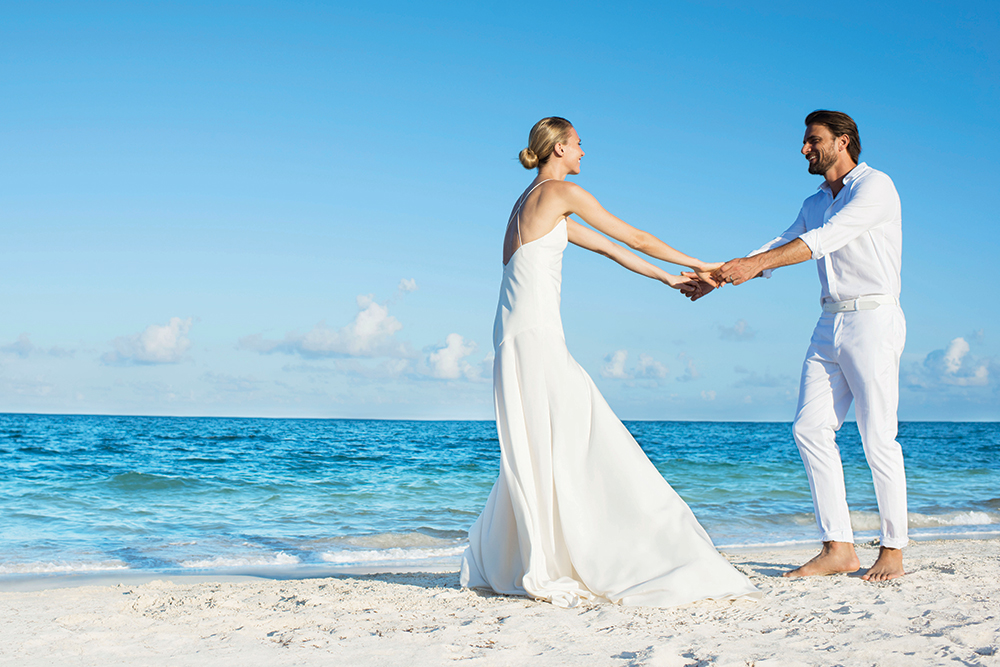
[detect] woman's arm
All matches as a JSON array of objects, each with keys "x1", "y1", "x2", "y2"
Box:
[
  {"x1": 560, "y1": 181, "x2": 715, "y2": 274},
  {"x1": 566, "y1": 218, "x2": 696, "y2": 292}
]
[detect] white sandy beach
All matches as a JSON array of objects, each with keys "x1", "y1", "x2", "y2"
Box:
[{"x1": 2, "y1": 539, "x2": 998, "y2": 666}]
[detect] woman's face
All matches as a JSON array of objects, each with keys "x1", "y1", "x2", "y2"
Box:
[{"x1": 558, "y1": 127, "x2": 584, "y2": 174}]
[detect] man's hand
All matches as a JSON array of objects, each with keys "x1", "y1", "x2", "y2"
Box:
[
  {"x1": 712, "y1": 239, "x2": 811, "y2": 287},
  {"x1": 680, "y1": 272, "x2": 716, "y2": 301},
  {"x1": 712, "y1": 256, "x2": 762, "y2": 286}
]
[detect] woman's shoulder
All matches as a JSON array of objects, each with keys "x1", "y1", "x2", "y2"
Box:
[
  {"x1": 537, "y1": 179, "x2": 585, "y2": 200},
  {"x1": 543, "y1": 178, "x2": 580, "y2": 191}
]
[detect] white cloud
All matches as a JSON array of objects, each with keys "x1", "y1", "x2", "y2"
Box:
[
  {"x1": 602, "y1": 350, "x2": 630, "y2": 379},
  {"x1": 676, "y1": 353, "x2": 700, "y2": 382},
  {"x1": 466, "y1": 351, "x2": 494, "y2": 382},
  {"x1": 942, "y1": 338, "x2": 969, "y2": 375},
  {"x1": 602, "y1": 350, "x2": 669, "y2": 380},
  {"x1": 240, "y1": 294, "x2": 412, "y2": 359},
  {"x1": 908, "y1": 337, "x2": 991, "y2": 388},
  {"x1": 701, "y1": 390, "x2": 716, "y2": 401},
  {"x1": 0, "y1": 333, "x2": 74, "y2": 358},
  {"x1": 719, "y1": 319, "x2": 756, "y2": 341},
  {"x1": 239, "y1": 286, "x2": 490, "y2": 383},
  {"x1": 1, "y1": 334, "x2": 34, "y2": 358},
  {"x1": 427, "y1": 333, "x2": 480, "y2": 380},
  {"x1": 636, "y1": 353, "x2": 669, "y2": 379},
  {"x1": 102, "y1": 318, "x2": 193, "y2": 365},
  {"x1": 383, "y1": 358, "x2": 414, "y2": 376}
]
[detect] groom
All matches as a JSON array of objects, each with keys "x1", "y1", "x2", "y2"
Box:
[{"x1": 695, "y1": 110, "x2": 907, "y2": 581}]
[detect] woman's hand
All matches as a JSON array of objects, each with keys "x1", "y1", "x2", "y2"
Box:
[
  {"x1": 690, "y1": 262, "x2": 722, "y2": 287},
  {"x1": 664, "y1": 273, "x2": 700, "y2": 297}
]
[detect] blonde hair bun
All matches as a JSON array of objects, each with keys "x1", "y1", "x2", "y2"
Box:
[
  {"x1": 518, "y1": 117, "x2": 573, "y2": 170},
  {"x1": 519, "y1": 148, "x2": 539, "y2": 169}
]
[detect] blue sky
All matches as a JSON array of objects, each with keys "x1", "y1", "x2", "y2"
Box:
[{"x1": 2, "y1": 1, "x2": 998, "y2": 420}]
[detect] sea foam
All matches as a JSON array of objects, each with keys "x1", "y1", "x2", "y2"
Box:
[
  {"x1": 0, "y1": 560, "x2": 129, "y2": 574},
  {"x1": 321, "y1": 546, "x2": 467, "y2": 564},
  {"x1": 180, "y1": 552, "x2": 301, "y2": 569}
]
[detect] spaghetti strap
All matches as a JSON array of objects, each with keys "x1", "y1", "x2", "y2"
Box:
[{"x1": 509, "y1": 179, "x2": 552, "y2": 248}]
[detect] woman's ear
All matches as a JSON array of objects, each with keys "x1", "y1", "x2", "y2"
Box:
[{"x1": 553, "y1": 143, "x2": 565, "y2": 157}]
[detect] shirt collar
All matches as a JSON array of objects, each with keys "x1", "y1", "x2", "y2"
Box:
[{"x1": 818, "y1": 162, "x2": 869, "y2": 193}]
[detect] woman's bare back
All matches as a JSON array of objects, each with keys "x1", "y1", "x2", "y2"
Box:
[{"x1": 502, "y1": 180, "x2": 569, "y2": 266}]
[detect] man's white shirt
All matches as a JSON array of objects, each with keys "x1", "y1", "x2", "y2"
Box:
[{"x1": 752, "y1": 162, "x2": 902, "y2": 303}]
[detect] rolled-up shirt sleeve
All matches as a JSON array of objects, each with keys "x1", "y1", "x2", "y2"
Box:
[
  {"x1": 798, "y1": 173, "x2": 898, "y2": 259},
  {"x1": 746, "y1": 210, "x2": 807, "y2": 278}
]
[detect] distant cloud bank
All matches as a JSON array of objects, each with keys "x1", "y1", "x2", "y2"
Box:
[
  {"x1": 427, "y1": 333, "x2": 480, "y2": 380},
  {"x1": 718, "y1": 319, "x2": 756, "y2": 341},
  {"x1": 240, "y1": 284, "x2": 488, "y2": 383},
  {"x1": 102, "y1": 318, "x2": 192, "y2": 365},
  {"x1": 0, "y1": 334, "x2": 73, "y2": 359},
  {"x1": 240, "y1": 295, "x2": 413, "y2": 359},
  {"x1": 906, "y1": 336, "x2": 994, "y2": 389},
  {"x1": 601, "y1": 350, "x2": 669, "y2": 381}
]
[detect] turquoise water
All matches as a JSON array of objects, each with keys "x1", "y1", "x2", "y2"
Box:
[{"x1": 1, "y1": 414, "x2": 997, "y2": 580}]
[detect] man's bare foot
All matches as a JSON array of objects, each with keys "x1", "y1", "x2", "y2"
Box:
[
  {"x1": 783, "y1": 541, "x2": 861, "y2": 578},
  {"x1": 861, "y1": 546, "x2": 904, "y2": 581}
]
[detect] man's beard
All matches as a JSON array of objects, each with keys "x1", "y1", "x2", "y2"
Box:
[{"x1": 807, "y1": 146, "x2": 837, "y2": 175}]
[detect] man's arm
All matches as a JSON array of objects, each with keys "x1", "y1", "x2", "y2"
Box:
[
  {"x1": 713, "y1": 238, "x2": 812, "y2": 285},
  {"x1": 714, "y1": 174, "x2": 899, "y2": 287},
  {"x1": 682, "y1": 210, "x2": 809, "y2": 300},
  {"x1": 797, "y1": 173, "x2": 899, "y2": 259},
  {"x1": 681, "y1": 206, "x2": 808, "y2": 301}
]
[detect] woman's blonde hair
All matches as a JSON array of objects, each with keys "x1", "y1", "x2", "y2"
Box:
[{"x1": 519, "y1": 117, "x2": 573, "y2": 169}]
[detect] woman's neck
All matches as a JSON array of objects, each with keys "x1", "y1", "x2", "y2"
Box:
[{"x1": 537, "y1": 164, "x2": 570, "y2": 181}]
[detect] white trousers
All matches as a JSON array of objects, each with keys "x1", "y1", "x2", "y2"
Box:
[{"x1": 791, "y1": 304, "x2": 908, "y2": 549}]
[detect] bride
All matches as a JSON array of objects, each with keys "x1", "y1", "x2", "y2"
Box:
[{"x1": 460, "y1": 117, "x2": 759, "y2": 607}]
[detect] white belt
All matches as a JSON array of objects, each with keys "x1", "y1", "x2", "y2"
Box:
[{"x1": 822, "y1": 294, "x2": 898, "y2": 313}]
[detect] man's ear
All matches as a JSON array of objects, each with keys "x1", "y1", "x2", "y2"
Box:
[{"x1": 838, "y1": 135, "x2": 850, "y2": 153}]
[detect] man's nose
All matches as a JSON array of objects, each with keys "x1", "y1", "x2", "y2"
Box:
[{"x1": 801, "y1": 143, "x2": 810, "y2": 155}]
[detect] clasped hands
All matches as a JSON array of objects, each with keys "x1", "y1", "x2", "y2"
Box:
[{"x1": 677, "y1": 256, "x2": 763, "y2": 301}]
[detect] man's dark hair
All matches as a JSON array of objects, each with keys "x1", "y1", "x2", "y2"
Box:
[{"x1": 805, "y1": 110, "x2": 861, "y2": 163}]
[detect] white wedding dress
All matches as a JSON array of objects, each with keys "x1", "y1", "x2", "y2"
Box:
[{"x1": 460, "y1": 182, "x2": 760, "y2": 607}]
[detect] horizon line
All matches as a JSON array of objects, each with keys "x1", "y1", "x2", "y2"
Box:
[{"x1": 1, "y1": 411, "x2": 996, "y2": 424}]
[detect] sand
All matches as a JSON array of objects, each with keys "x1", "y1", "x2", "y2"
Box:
[{"x1": 2, "y1": 539, "x2": 998, "y2": 666}]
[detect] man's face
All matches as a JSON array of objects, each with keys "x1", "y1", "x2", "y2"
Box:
[{"x1": 801, "y1": 124, "x2": 840, "y2": 175}]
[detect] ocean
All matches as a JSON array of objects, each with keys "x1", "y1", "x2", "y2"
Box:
[{"x1": 1, "y1": 414, "x2": 997, "y2": 583}]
